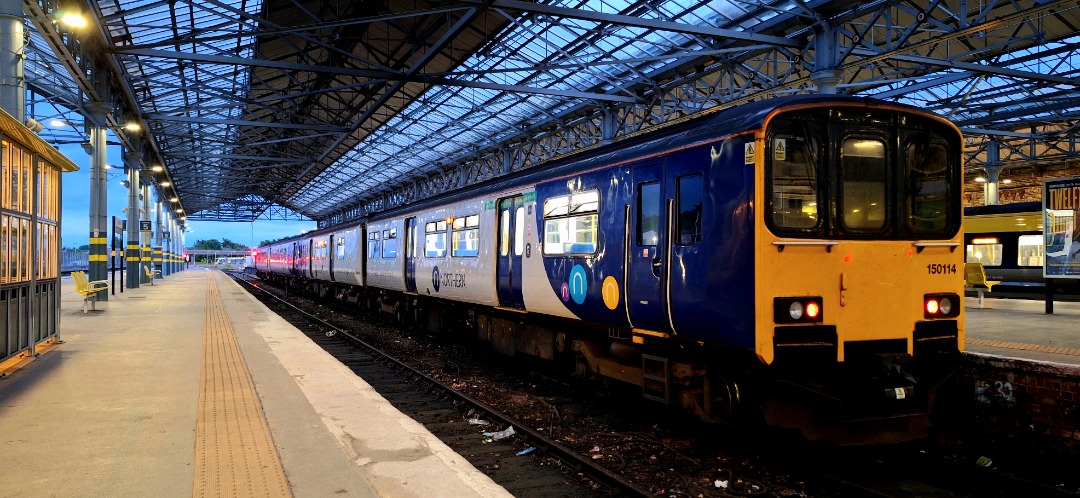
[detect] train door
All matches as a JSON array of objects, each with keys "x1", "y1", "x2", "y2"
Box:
[
  {"x1": 404, "y1": 217, "x2": 418, "y2": 293},
  {"x1": 308, "y1": 239, "x2": 314, "y2": 278},
  {"x1": 496, "y1": 195, "x2": 525, "y2": 309},
  {"x1": 328, "y1": 235, "x2": 336, "y2": 281},
  {"x1": 663, "y1": 163, "x2": 706, "y2": 335},
  {"x1": 627, "y1": 161, "x2": 670, "y2": 332}
]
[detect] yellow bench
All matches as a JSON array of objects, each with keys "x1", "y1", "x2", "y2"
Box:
[
  {"x1": 964, "y1": 262, "x2": 1001, "y2": 308},
  {"x1": 72, "y1": 271, "x2": 109, "y2": 313},
  {"x1": 143, "y1": 265, "x2": 161, "y2": 285}
]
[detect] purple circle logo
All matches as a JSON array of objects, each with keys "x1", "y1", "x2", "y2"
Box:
[{"x1": 560, "y1": 282, "x2": 570, "y2": 302}]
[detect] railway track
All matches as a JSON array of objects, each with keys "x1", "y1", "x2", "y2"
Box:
[
  {"x1": 228, "y1": 272, "x2": 650, "y2": 497},
  {"x1": 229, "y1": 271, "x2": 1080, "y2": 498}
]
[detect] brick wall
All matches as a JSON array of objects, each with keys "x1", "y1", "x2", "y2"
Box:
[{"x1": 962, "y1": 353, "x2": 1080, "y2": 454}]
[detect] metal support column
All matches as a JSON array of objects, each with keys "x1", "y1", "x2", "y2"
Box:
[
  {"x1": 161, "y1": 212, "x2": 171, "y2": 277},
  {"x1": 87, "y1": 106, "x2": 110, "y2": 297},
  {"x1": 141, "y1": 183, "x2": 152, "y2": 283},
  {"x1": 812, "y1": 23, "x2": 841, "y2": 95},
  {"x1": 124, "y1": 155, "x2": 141, "y2": 289},
  {"x1": 984, "y1": 140, "x2": 1001, "y2": 205},
  {"x1": 167, "y1": 216, "x2": 176, "y2": 275},
  {"x1": 0, "y1": 0, "x2": 25, "y2": 120},
  {"x1": 153, "y1": 200, "x2": 163, "y2": 279}
]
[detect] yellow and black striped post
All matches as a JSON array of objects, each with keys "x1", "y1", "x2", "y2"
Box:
[
  {"x1": 153, "y1": 247, "x2": 163, "y2": 275},
  {"x1": 89, "y1": 232, "x2": 109, "y2": 300},
  {"x1": 124, "y1": 156, "x2": 142, "y2": 289},
  {"x1": 125, "y1": 241, "x2": 141, "y2": 289}
]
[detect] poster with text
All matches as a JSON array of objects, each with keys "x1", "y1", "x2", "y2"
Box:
[{"x1": 1043, "y1": 176, "x2": 1080, "y2": 278}]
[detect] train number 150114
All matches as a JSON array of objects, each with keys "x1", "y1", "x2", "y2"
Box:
[{"x1": 926, "y1": 263, "x2": 957, "y2": 275}]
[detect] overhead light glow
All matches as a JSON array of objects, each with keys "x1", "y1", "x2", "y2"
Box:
[
  {"x1": 160, "y1": 181, "x2": 171, "y2": 187},
  {"x1": 123, "y1": 122, "x2": 141, "y2": 132},
  {"x1": 974, "y1": 177, "x2": 987, "y2": 183},
  {"x1": 57, "y1": 10, "x2": 87, "y2": 28},
  {"x1": 152, "y1": 165, "x2": 163, "y2": 172}
]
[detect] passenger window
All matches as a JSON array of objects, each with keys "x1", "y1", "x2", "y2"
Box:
[
  {"x1": 769, "y1": 133, "x2": 820, "y2": 229},
  {"x1": 452, "y1": 215, "x2": 480, "y2": 257},
  {"x1": 840, "y1": 138, "x2": 887, "y2": 230},
  {"x1": 906, "y1": 140, "x2": 949, "y2": 231},
  {"x1": 382, "y1": 228, "x2": 397, "y2": 258},
  {"x1": 677, "y1": 174, "x2": 703, "y2": 245},
  {"x1": 1017, "y1": 235, "x2": 1043, "y2": 267},
  {"x1": 638, "y1": 182, "x2": 659, "y2": 246},
  {"x1": 337, "y1": 238, "x2": 346, "y2": 259},
  {"x1": 543, "y1": 190, "x2": 598, "y2": 255},
  {"x1": 368, "y1": 232, "x2": 380, "y2": 259},
  {"x1": 424, "y1": 221, "x2": 447, "y2": 258},
  {"x1": 966, "y1": 237, "x2": 1003, "y2": 267}
]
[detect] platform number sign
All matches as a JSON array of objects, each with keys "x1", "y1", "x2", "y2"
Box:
[{"x1": 139, "y1": 221, "x2": 151, "y2": 232}]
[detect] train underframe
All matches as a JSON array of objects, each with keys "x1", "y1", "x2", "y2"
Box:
[{"x1": 267, "y1": 272, "x2": 961, "y2": 444}]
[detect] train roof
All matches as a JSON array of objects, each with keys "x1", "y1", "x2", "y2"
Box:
[
  {"x1": 266, "y1": 95, "x2": 948, "y2": 247},
  {"x1": 367, "y1": 95, "x2": 941, "y2": 217}
]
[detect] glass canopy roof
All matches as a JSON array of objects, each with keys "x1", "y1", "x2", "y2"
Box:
[{"x1": 21, "y1": 0, "x2": 1080, "y2": 223}]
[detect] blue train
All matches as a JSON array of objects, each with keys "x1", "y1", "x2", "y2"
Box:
[{"x1": 256, "y1": 95, "x2": 965, "y2": 443}]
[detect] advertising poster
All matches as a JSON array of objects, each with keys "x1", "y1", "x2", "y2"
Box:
[{"x1": 1043, "y1": 176, "x2": 1080, "y2": 278}]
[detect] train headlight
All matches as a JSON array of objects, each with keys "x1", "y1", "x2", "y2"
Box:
[
  {"x1": 939, "y1": 297, "x2": 953, "y2": 315},
  {"x1": 789, "y1": 302, "x2": 804, "y2": 320},
  {"x1": 774, "y1": 297, "x2": 824, "y2": 324},
  {"x1": 924, "y1": 293, "x2": 960, "y2": 319}
]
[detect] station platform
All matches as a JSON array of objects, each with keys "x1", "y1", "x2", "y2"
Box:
[
  {"x1": 0, "y1": 269, "x2": 511, "y2": 498},
  {"x1": 964, "y1": 296, "x2": 1080, "y2": 365},
  {"x1": 3, "y1": 271, "x2": 1080, "y2": 496}
]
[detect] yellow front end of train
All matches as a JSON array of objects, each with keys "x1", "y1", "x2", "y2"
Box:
[{"x1": 747, "y1": 102, "x2": 965, "y2": 442}]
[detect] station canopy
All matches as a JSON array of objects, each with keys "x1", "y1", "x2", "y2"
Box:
[{"x1": 22, "y1": 0, "x2": 1080, "y2": 225}]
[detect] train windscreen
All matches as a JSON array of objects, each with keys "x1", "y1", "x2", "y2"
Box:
[{"x1": 765, "y1": 108, "x2": 961, "y2": 240}]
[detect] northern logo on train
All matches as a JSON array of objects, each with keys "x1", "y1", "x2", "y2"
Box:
[{"x1": 432, "y1": 266, "x2": 441, "y2": 292}]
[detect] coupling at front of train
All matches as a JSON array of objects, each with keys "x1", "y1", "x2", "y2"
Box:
[{"x1": 254, "y1": 95, "x2": 965, "y2": 444}]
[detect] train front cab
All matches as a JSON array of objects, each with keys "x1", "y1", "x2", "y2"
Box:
[{"x1": 755, "y1": 102, "x2": 965, "y2": 443}]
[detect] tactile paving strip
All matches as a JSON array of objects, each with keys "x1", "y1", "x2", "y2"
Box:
[
  {"x1": 968, "y1": 337, "x2": 1080, "y2": 357},
  {"x1": 193, "y1": 275, "x2": 291, "y2": 497}
]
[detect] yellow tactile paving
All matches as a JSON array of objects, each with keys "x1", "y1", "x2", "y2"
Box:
[
  {"x1": 967, "y1": 337, "x2": 1080, "y2": 357},
  {"x1": 193, "y1": 275, "x2": 291, "y2": 498}
]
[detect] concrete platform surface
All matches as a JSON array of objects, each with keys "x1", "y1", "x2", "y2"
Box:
[
  {"x1": 965, "y1": 296, "x2": 1080, "y2": 365},
  {"x1": 0, "y1": 269, "x2": 511, "y2": 498}
]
